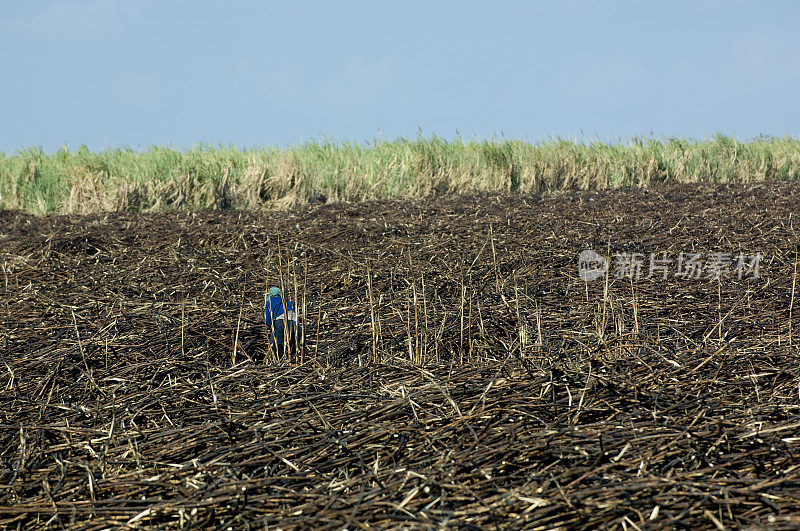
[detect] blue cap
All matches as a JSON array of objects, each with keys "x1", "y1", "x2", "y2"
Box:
[{"x1": 268, "y1": 286, "x2": 281, "y2": 298}]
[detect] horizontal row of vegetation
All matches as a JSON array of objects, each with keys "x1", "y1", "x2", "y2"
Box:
[{"x1": 1, "y1": 136, "x2": 799, "y2": 214}]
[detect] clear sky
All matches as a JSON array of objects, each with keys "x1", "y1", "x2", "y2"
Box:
[{"x1": 1, "y1": 1, "x2": 798, "y2": 152}]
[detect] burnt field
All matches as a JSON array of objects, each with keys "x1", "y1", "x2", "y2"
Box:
[{"x1": 1, "y1": 183, "x2": 800, "y2": 529}]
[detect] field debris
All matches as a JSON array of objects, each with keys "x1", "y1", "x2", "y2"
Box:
[{"x1": 2, "y1": 183, "x2": 800, "y2": 528}]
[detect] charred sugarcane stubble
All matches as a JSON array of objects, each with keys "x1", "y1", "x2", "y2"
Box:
[{"x1": 1, "y1": 183, "x2": 799, "y2": 528}]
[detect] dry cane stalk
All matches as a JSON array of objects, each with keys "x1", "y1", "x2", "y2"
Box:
[
  {"x1": 366, "y1": 260, "x2": 377, "y2": 364},
  {"x1": 601, "y1": 239, "x2": 611, "y2": 342},
  {"x1": 315, "y1": 303, "x2": 321, "y2": 365},
  {"x1": 276, "y1": 236, "x2": 290, "y2": 363},
  {"x1": 514, "y1": 273, "x2": 524, "y2": 357},
  {"x1": 264, "y1": 258, "x2": 274, "y2": 363},
  {"x1": 302, "y1": 255, "x2": 308, "y2": 365},
  {"x1": 535, "y1": 298, "x2": 542, "y2": 348},
  {"x1": 406, "y1": 293, "x2": 414, "y2": 362},
  {"x1": 717, "y1": 278, "x2": 723, "y2": 341},
  {"x1": 630, "y1": 274, "x2": 639, "y2": 337},
  {"x1": 181, "y1": 300, "x2": 186, "y2": 357},
  {"x1": 790, "y1": 255, "x2": 797, "y2": 346},
  {"x1": 421, "y1": 271, "x2": 428, "y2": 363},
  {"x1": 232, "y1": 298, "x2": 243, "y2": 366},
  {"x1": 468, "y1": 288, "x2": 474, "y2": 362},
  {"x1": 489, "y1": 223, "x2": 500, "y2": 293},
  {"x1": 292, "y1": 257, "x2": 299, "y2": 364},
  {"x1": 459, "y1": 273, "x2": 466, "y2": 365},
  {"x1": 412, "y1": 278, "x2": 419, "y2": 364}
]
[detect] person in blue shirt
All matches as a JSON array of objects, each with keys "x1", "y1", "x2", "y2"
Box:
[{"x1": 266, "y1": 286, "x2": 301, "y2": 363}]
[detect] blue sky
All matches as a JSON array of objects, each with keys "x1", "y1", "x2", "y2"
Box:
[{"x1": 1, "y1": 1, "x2": 798, "y2": 152}]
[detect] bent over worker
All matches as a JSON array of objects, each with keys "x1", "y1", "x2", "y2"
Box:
[{"x1": 266, "y1": 287, "x2": 301, "y2": 363}]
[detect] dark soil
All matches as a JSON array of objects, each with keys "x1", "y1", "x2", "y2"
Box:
[{"x1": 1, "y1": 183, "x2": 799, "y2": 529}]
